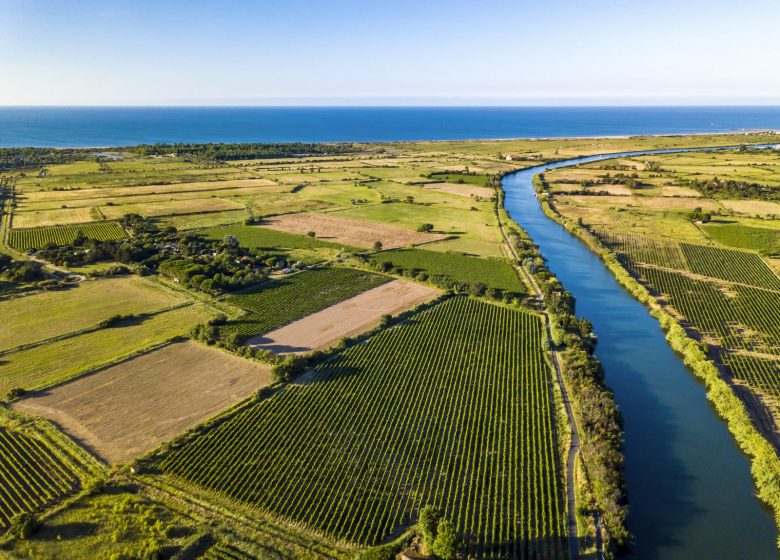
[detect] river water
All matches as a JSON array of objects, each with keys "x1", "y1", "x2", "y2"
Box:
[{"x1": 502, "y1": 150, "x2": 778, "y2": 559}]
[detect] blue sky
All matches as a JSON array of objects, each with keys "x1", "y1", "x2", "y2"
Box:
[{"x1": 2, "y1": 0, "x2": 779, "y2": 106}]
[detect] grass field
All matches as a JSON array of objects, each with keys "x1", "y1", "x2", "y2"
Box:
[
  {"x1": 370, "y1": 247, "x2": 524, "y2": 294},
  {"x1": 701, "y1": 222, "x2": 780, "y2": 255},
  {"x1": 201, "y1": 224, "x2": 351, "y2": 251},
  {"x1": 222, "y1": 267, "x2": 389, "y2": 340},
  {"x1": 8, "y1": 222, "x2": 126, "y2": 250},
  {"x1": 147, "y1": 297, "x2": 567, "y2": 557},
  {"x1": 0, "y1": 303, "x2": 216, "y2": 396},
  {"x1": 0, "y1": 277, "x2": 189, "y2": 353}
]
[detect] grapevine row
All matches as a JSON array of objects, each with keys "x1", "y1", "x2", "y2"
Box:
[{"x1": 150, "y1": 297, "x2": 568, "y2": 558}]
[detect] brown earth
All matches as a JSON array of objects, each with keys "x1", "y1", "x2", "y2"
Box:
[
  {"x1": 247, "y1": 279, "x2": 440, "y2": 354},
  {"x1": 259, "y1": 212, "x2": 446, "y2": 249},
  {"x1": 12, "y1": 341, "x2": 271, "y2": 464},
  {"x1": 422, "y1": 182, "x2": 495, "y2": 199}
]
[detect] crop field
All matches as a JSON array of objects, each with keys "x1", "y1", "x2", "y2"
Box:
[
  {"x1": 0, "y1": 276, "x2": 189, "y2": 353},
  {"x1": 701, "y1": 223, "x2": 780, "y2": 255},
  {"x1": 148, "y1": 297, "x2": 567, "y2": 558},
  {"x1": 370, "y1": 247, "x2": 525, "y2": 294},
  {"x1": 13, "y1": 341, "x2": 271, "y2": 464},
  {"x1": 222, "y1": 267, "x2": 390, "y2": 340},
  {"x1": 594, "y1": 228, "x2": 780, "y2": 408},
  {"x1": 249, "y1": 279, "x2": 440, "y2": 353},
  {"x1": 201, "y1": 224, "x2": 350, "y2": 251},
  {"x1": 259, "y1": 212, "x2": 447, "y2": 250},
  {"x1": 0, "y1": 411, "x2": 96, "y2": 536},
  {"x1": 8, "y1": 221, "x2": 126, "y2": 250},
  {"x1": 0, "y1": 303, "x2": 216, "y2": 396},
  {"x1": 679, "y1": 242, "x2": 780, "y2": 290}
]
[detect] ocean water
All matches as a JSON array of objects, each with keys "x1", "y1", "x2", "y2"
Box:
[{"x1": 1, "y1": 106, "x2": 780, "y2": 147}]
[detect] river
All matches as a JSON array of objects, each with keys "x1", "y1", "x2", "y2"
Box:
[{"x1": 501, "y1": 149, "x2": 778, "y2": 559}]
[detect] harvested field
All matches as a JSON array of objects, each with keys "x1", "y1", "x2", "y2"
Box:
[
  {"x1": 259, "y1": 212, "x2": 446, "y2": 249},
  {"x1": 421, "y1": 182, "x2": 495, "y2": 199},
  {"x1": 248, "y1": 279, "x2": 440, "y2": 353},
  {"x1": 12, "y1": 207, "x2": 96, "y2": 228},
  {"x1": 660, "y1": 186, "x2": 703, "y2": 197},
  {"x1": 721, "y1": 199, "x2": 780, "y2": 217},
  {"x1": 13, "y1": 341, "x2": 271, "y2": 464}
]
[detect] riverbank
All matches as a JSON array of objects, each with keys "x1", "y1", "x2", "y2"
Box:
[{"x1": 532, "y1": 170, "x2": 780, "y2": 546}]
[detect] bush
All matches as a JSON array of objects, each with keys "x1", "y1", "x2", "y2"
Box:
[{"x1": 8, "y1": 512, "x2": 38, "y2": 540}]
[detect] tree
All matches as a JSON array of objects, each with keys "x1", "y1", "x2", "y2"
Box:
[
  {"x1": 432, "y1": 519, "x2": 460, "y2": 560},
  {"x1": 8, "y1": 512, "x2": 37, "y2": 540},
  {"x1": 419, "y1": 504, "x2": 442, "y2": 554},
  {"x1": 417, "y1": 223, "x2": 434, "y2": 233},
  {"x1": 223, "y1": 234, "x2": 240, "y2": 251},
  {"x1": 373, "y1": 240, "x2": 383, "y2": 252},
  {"x1": 307, "y1": 231, "x2": 316, "y2": 238}
]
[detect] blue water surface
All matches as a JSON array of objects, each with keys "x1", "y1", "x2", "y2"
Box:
[{"x1": 1, "y1": 106, "x2": 780, "y2": 147}]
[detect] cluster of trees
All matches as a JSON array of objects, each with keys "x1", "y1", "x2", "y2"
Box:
[
  {"x1": 0, "y1": 253, "x2": 45, "y2": 283},
  {"x1": 191, "y1": 317, "x2": 313, "y2": 383},
  {"x1": 419, "y1": 505, "x2": 461, "y2": 559},
  {"x1": 687, "y1": 206, "x2": 713, "y2": 223},
  {"x1": 530, "y1": 246, "x2": 628, "y2": 547},
  {"x1": 372, "y1": 259, "x2": 519, "y2": 303},
  {"x1": 0, "y1": 147, "x2": 83, "y2": 172},
  {"x1": 595, "y1": 172, "x2": 641, "y2": 189},
  {"x1": 30, "y1": 215, "x2": 291, "y2": 296},
  {"x1": 130, "y1": 142, "x2": 357, "y2": 161},
  {"x1": 682, "y1": 176, "x2": 779, "y2": 200}
]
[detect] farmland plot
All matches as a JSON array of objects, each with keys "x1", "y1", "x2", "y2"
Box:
[
  {"x1": 13, "y1": 341, "x2": 271, "y2": 464},
  {"x1": 148, "y1": 297, "x2": 567, "y2": 558}
]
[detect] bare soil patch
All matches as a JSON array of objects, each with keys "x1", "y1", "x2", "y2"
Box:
[
  {"x1": 422, "y1": 182, "x2": 495, "y2": 199},
  {"x1": 260, "y1": 212, "x2": 446, "y2": 249},
  {"x1": 660, "y1": 186, "x2": 703, "y2": 197},
  {"x1": 12, "y1": 341, "x2": 271, "y2": 464},
  {"x1": 248, "y1": 279, "x2": 440, "y2": 354}
]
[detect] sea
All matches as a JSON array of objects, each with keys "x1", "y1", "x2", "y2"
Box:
[{"x1": 1, "y1": 106, "x2": 780, "y2": 147}]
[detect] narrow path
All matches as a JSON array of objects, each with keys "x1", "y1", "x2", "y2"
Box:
[{"x1": 496, "y1": 206, "x2": 585, "y2": 559}]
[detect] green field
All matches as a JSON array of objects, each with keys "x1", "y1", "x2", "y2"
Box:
[
  {"x1": 594, "y1": 228, "x2": 780, "y2": 407},
  {"x1": 0, "y1": 303, "x2": 216, "y2": 396},
  {"x1": 0, "y1": 277, "x2": 189, "y2": 353},
  {"x1": 8, "y1": 222, "x2": 126, "y2": 250},
  {"x1": 0, "y1": 426, "x2": 81, "y2": 531},
  {"x1": 370, "y1": 247, "x2": 524, "y2": 295},
  {"x1": 701, "y1": 223, "x2": 780, "y2": 255},
  {"x1": 148, "y1": 297, "x2": 567, "y2": 557},
  {"x1": 221, "y1": 267, "x2": 389, "y2": 340}
]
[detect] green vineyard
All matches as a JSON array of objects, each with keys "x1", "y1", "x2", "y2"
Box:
[
  {"x1": 8, "y1": 222, "x2": 127, "y2": 251},
  {"x1": 150, "y1": 297, "x2": 568, "y2": 558},
  {"x1": 595, "y1": 229, "x2": 780, "y2": 291},
  {"x1": 638, "y1": 265, "x2": 780, "y2": 398},
  {"x1": 596, "y1": 228, "x2": 780, "y2": 423},
  {"x1": 200, "y1": 542, "x2": 255, "y2": 560},
  {"x1": 221, "y1": 267, "x2": 389, "y2": 339},
  {"x1": 0, "y1": 426, "x2": 81, "y2": 532}
]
